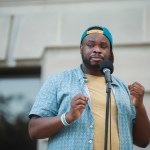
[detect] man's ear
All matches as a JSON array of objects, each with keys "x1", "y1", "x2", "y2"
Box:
[{"x1": 80, "y1": 44, "x2": 83, "y2": 53}]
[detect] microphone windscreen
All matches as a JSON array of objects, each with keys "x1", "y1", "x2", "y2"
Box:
[{"x1": 99, "y1": 60, "x2": 114, "y2": 74}]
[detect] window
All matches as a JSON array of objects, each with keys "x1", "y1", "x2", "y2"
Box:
[{"x1": 0, "y1": 67, "x2": 41, "y2": 150}]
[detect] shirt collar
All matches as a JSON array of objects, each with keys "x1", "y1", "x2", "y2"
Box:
[{"x1": 76, "y1": 64, "x2": 119, "y2": 87}]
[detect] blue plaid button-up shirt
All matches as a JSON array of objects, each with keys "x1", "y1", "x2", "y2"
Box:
[{"x1": 29, "y1": 65, "x2": 136, "y2": 150}]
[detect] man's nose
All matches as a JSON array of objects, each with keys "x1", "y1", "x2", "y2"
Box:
[{"x1": 93, "y1": 45, "x2": 102, "y2": 53}]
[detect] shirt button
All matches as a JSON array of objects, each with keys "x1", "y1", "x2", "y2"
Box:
[
  {"x1": 90, "y1": 125, "x2": 93, "y2": 128},
  {"x1": 89, "y1": 140, "x2": 92, "y2": 143}
]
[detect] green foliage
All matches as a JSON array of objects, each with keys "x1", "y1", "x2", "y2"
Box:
[{"x1": 0, "y1": 94, "x2": 36, "y2": 150}]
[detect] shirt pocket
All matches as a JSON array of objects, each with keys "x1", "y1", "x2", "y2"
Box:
[
  {"x1": 57, "y1": 89, "x2": 80, "y2": 115},
  {"x1": 116, "y1": 91, "x2": 133, "y2": 118}
]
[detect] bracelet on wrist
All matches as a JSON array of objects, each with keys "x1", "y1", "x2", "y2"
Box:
[{"x1": 61, "y1": 113, "x2": 70, "y2": 126}]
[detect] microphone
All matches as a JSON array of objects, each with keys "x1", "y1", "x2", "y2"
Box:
[{"x1": 99, "y1": 60, "x2": 114, "y2": 83}]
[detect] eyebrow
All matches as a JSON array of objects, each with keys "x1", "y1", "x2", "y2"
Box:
[
  {"x1": 100, "y1": 41, "x2": 108, "y2": 44},
  {"x1": 86, "y1": 39, "x2": 95, "y2": 42},
  {"x1": 86, "y1": 40, "x2": 108, "y2": 44}
]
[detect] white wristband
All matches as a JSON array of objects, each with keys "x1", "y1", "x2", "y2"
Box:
[{"x1": 61, "y1": 113, "x2": 70, "y2": 126}]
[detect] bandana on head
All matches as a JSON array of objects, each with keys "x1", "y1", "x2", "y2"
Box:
[{"x1": 80, "y1": 25, "x2": 113, "y2": 46}]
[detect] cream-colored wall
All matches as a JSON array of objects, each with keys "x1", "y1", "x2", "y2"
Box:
[
  {"x1": 42, "y1": 45, "x2": 150, "y2": 91},
  {"x1": 0, "y1": 1, "x2": 150, "y2": 61}
]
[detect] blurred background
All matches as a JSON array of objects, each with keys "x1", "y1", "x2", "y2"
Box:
[{"x1": 0, "y1": 0, "x2": 150, "y2": 150}]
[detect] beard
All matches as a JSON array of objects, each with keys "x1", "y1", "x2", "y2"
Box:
[
  {"x1": 81, "y1": 51, "x2": 113, "y2": 71},
  {"x1": 81, "y1": 53, "x2": 100, "y2": 70}
]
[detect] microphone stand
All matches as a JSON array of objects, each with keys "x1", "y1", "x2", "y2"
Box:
[
  {"x1": 104, "y1": 80, "x2": 112, "y2": 150},
  {"x1": 99, "y1": 60, "x2": 114, "y2": 150}
]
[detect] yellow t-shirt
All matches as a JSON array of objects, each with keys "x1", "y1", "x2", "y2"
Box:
[{"x1": 86, "y1": 74, "x2": 119, "y2": 150}]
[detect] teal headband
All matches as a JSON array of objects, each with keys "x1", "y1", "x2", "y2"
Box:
[{"x1": 80, "y1": 25, "x2": 113, "y2": 46}]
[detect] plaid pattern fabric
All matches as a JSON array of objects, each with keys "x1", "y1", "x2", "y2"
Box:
[{"x1": 29, "y1": 66, "x2": 136, "y2": 150}]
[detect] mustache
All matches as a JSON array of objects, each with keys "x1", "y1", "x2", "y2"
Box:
[{"x1": 90, "y1": 54, "x2": 104, "y2": 60}]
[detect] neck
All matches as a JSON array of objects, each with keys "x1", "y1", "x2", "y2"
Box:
[{"x1": 81, "y1": 64, "x2": 103, "y2": 76}]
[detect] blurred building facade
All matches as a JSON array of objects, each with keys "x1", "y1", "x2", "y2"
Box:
[{"x1": 0, "y1": 0, "x2": 150, "y2": 150}]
